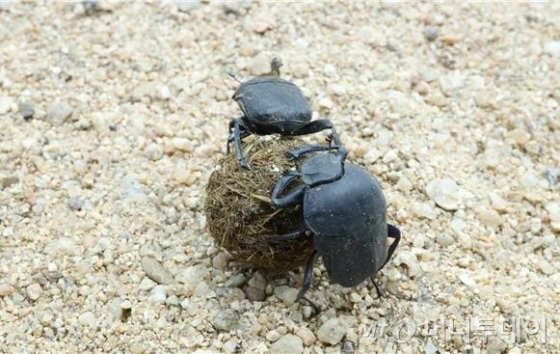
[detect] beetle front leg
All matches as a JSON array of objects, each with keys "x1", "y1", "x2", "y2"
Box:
[
  {"x1": 271, "y1": 174, "x2": 305, "y2": 208},
  {"x1": 227, "y1": 118, "x2": 251, "y2": 170},
  {"x1": 286, "y1": 123, "x2": 347, "y2": 162}
]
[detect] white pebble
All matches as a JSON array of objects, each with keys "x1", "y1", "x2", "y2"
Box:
[
  {"x1": 194, "y1": 281, "x2": 210, "y2": 297},
  {"x1": 329, "y1": 84, "x2": 346, "y2": 96},
  {"x1": 266, "y1": 330, "x2": 281, "y2": 342},
  {"x1": 47, "y1": 101, "x2": 73, "y2": 125},
  {"x1": 439, "y1": 71, "x2": 465, "y2": 96},
  {"x1": 489, "y1": 192, "x2": 508, "y2": 211},
  {"x1": 274, "y1": 286, "x2": 299, "y2": 305},
  {"x1": 0, "y1": 283, "x2": 15, "y2": 297},
  {"x1": 145, "y1": 143, "x2": 164, "y2": 161},
  {"x1": 270, "y1": 334, "x2": 303, "y2": 354},
  {"x1": 295, "y1": 327, "x2": 316, "y2": 346},
  {"x1": 171, "y1": 138, "x2": 194, "y2": 152},
  {"x1": 323, "y1": 64, "x2": 337, "y2": 77},
  {"x1": 382, "y1": 149, "x2": 398, "y2": 163},
  {"x1": 0, "y1": 96, "x2": 15, "y2": 114},
  {"x1": 543, "y1": 41, "x2": 560, "y2": 57},
  {"x1": 138, "y1": 277, "x2": 157, "y2": 291},
  {"x1": 458, "y1": 274, "x2": 476, "y2": 288},
  {"x1": 150, "y1": 285, "x2": 167, "y2": 303},
  {"x1": 425, "y1": 178, "x2": 460, "y2": 211},
  {"x1": 78, "y1": 312, "x2": 97, "y2": 327},
  {"x1": 545, "y1": 202, "x2": 560, "y2": 222},
  {"x1": 435, "y1": 233, "x2": 453, "y2": 247},
  {"x1": 317, "y1": 318, "x2": 345, "y2": 345}
]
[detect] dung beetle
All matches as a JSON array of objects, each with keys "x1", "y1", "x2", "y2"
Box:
[
  {"x1": 258, "y1": 149, "x2": 401, "y2": 305},
  {"x1": 227, "y1": 58, "x2": 340, "y2": 169}
]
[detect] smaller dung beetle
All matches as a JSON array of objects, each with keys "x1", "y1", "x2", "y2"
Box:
[
  {"x1": 258, "y1": 149, "x2": 401, "y2": 304},
  {"x1": 227, "y1": 59, "x2": 340, "y2": 169}
]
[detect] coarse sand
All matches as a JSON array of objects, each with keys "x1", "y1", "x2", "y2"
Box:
[{"x1": 0, "y1": 2, "x2": 559, "y2": 353}]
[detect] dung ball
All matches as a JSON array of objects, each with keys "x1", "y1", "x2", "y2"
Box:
[{"x1": 205, "y1": 137, "x2": 314, "y2": 271}]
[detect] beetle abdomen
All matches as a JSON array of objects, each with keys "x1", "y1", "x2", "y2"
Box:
[{"x1": 306, "y1": 164, "x2": 389, "y2": 287}]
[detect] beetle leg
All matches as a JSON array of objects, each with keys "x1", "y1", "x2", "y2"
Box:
[
  {"x1": 286, "y1": 122, "x2": 348, "y2": 163},
  {"x1": 370, "y1": 278, "x2": 384, "y2": 298},
  {"x1": 228, "y1": 118, "x2": 251, "y2": 169},
  {"x1": 379, "y1": 224, "x2": 401, "y2": 270},
  {"x1": 296, "y1": 250, "x2": 319, "y2": 303},
  {"x1": 271, "y1": 175, "x2": 305, "y2": 208},
  {"x1": 285, "y1": 144, "x2": 333, "y2": 160},
  {"x1": 253, "y1": 224, "x2": 310, "y2": 245}
]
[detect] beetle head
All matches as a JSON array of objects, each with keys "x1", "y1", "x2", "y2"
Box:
[{"x1": 301, "y1": 153, "x2": 344, "y2": 187}]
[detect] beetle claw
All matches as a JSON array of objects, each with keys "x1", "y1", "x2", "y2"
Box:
[{"x1": 284, "y1": 151, "x2": 296, "y2": 160}]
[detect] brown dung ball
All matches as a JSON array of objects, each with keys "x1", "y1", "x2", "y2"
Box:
[{"x1": 205, "y1": 137, "x2": 315, "y2": 271}]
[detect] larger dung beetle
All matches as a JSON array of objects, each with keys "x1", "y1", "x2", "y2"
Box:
[
  {"x1": 258, "y1": 148, "x2": 401, "y2": 305},
  {"x1": 227, "y1": 58, "x2": 341, "y2": 169}
]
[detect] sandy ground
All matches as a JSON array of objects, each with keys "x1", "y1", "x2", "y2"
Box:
[{"x1": 1, "y1": 2, "x2": 559, "y2": 353}]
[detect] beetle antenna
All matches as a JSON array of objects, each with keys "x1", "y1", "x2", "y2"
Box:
[{"x1": 228, "y1": 71, "x2": 242, "y2": 83}]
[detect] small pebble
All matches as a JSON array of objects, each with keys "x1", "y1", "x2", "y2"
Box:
[
  {"x1": 225, "y1": 274, "x2": 246, "y2": 288},
  {"x1": 67, "y1": 197, "x2": 85, "y2": 211},
  {"x1": 171, "y1": 138, "x2": 194, "y2": 152},
  {"x1": 0, "y1": 283, "x2": 15, "y2": 297},
  {"x1": 425, "y1": 178, "x2": 460, "y2": 211},
  {"x1": 425, "y1": 338, "x2": 438, "y2": 354},
  {"x1": 138, "y1": 277, "x2": 156, "y2": 291},
  {"x1": 266, "y1": 330, "x2": 281, "y2": 342},
  {"x1": 249, "y1": 53, "x2": 271, "y2": 76},
  {"x1": 435, "y1": 233, "x2": 453, "y2": 247},
  {"x1": 0, "y1": 96, "x2": 15, "y2": 114},
  {"x1": 78, "y1": 312, "x2": 97, "y2": 327},
  {"x1": 545, "y1": 202, "x2": 560, "y2": 222},
  {"x1": 458, "y1": 274, "x2": 476, "y2": 288},
  {"x1": 270, "y1": 334, "x2": 303, "y2": 354},
  {"x1": 0, "y1": 174, "x2": 19, "y2": 188},
  {"x1": 506, "y1": 128, "x2": 531, "y2": 145},
  {"x1": 489, "y1": 192, "x2": 508, "y2": 211},
  {"x1": 317, "y1": 318, "x2": 346, "y2": 345},
  {"x1": 18, "y1": 102, "x2": 35, "y2": 120},
  {"x1": 194, "y1": 143, "x2": 216, "y2": 158},
  {"x1": 543, "y1": 41, "x2": 560, "y2": 57},
  {"x1": 424, "y1": 27, "x2": 438, "y2": 41},
  {"x1": 120, "y1": 175, "x2": 148, "y2": 203},
  {"x1": 26, "y1": 283, "x2": 42, "y2": 300},
  {"x1": 439, "y1": 71, "x2": 464, "y2": 96},
  {"x1": 47, "y1": 101, "x2": 73, "y2": 125},
  {"x1": 274, "y1": 286, "x2": 299, "y2": 305},
  {"x1": 295, "y1": 327, "x2": 316, "y2": 346},
  {"x1": 145, "y1": 143, "x2": 164, "y2": 161},
  {"x1": 382, "y1": 150, "x2": 398, "y2": 163},
  {"x1": 129, "y1": 342, "x2": 148, "y2": 354},
  {"x1": 341, "y1": 341, "x2": 355, "y2": 354},
  {"x1": 323, "y1": 64, "x2": 337, "y2": 77},
  {"x1": 486, "y1": 336, "x2": 507, "y2": 354},
  {"x1": 211, "y1": 309, "x2": 239, "y2": 332},
  {"x1": 245, "y1": 272, "x2": 266, "y2": 301},
  {"x1": 141, "y1": 257, "x2": 175, "y2": 285},
  {"x1": 212, "y1": 252, "x2": 230, "y2": 270},
  {"x1": 194, "y1": 281, "x2": 210, "y2": 297},
  {"x1": 150, "y1": 285, "x2": 167, "y2": 303}
]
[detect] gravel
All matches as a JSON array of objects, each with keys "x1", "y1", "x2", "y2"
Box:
[{"x1": 0, "y1": 2, "x2": 559, "y2": 353}]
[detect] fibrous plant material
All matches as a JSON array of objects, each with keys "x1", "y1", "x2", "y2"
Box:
[{"x1": 205, "y1": 137, "x2": 314, "y2": 271}]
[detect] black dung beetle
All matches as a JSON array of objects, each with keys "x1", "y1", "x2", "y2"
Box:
[
  {"x1": 259, "y1": 149, "x2": 401, "y2": 305},
  {"x1": 227, "y1": 58, "x2": 339, "y2": 169}
]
